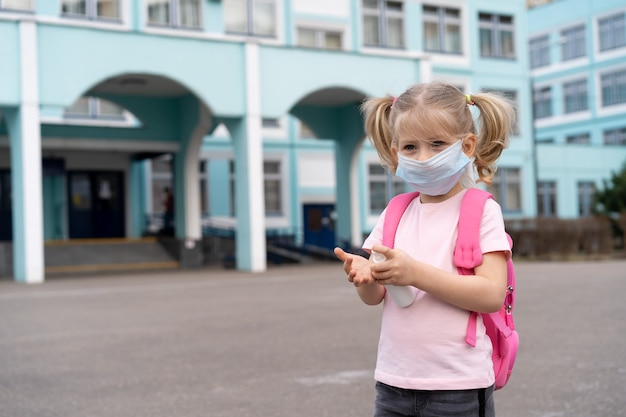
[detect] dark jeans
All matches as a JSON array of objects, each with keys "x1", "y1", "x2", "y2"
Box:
[{"x1": 374, "y1": 382, "x2": 495, "y2": 417}]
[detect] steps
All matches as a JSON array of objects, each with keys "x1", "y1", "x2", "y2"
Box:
[{"x1": 44, "y1": 237, "x2": 179, "y2": 275}]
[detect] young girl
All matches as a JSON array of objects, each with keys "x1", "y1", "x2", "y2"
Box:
[{"x1": 334, "y1": 81, "x2": 516, "y2": 417}]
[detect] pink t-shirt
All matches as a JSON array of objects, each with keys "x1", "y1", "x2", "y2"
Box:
[{"x1": 362, "y1": 189, "x2": 510, "y2": 391}]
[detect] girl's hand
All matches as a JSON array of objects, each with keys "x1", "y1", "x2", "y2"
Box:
[
  {"x1": 333, "y1": 247, "x2": 376, "y2": 287},
  {"x1": 369, "y1": 244, "x2": 416, "y2": 287}
]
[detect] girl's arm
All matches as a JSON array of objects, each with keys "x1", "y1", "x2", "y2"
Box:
[
  {"x1": 334, "y1": 247, "x2": 386, "y2": 305},
  {"x1": 369, "y1": 245, "x2": 507, "y2": 313}
]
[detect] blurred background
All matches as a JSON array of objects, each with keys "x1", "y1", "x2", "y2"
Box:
[{"x1": 0, "y1": 0, "x2": 625, "y2": 283}]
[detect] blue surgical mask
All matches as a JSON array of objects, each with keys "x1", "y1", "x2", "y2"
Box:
[{"x1": 395, "y1": 140, "x2": 471, "y2": 196}]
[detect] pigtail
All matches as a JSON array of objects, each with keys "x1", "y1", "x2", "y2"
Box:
[
  {"x1": 361, "y1": 96, "x2": 396, "y2": 171},
  {"x1": 469, "y1": 92, "x2": 516, "y2": 185}
]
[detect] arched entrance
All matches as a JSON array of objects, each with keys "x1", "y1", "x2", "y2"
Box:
[{"x1": 290, "y1": 87, "x2": 368, "y2": 250}]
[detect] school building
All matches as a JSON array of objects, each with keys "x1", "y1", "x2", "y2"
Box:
[
  {"x1": 0, "y1": 0, "x2": 548, "y2": 283},
  {"x1": 528, "y1": 0, "x2": 626, "y2": 218}
]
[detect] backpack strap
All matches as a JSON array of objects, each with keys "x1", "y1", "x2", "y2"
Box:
[
  {"x1": 382, "y1": 192, "x2": 420, "y2": 248},
  {"x1": 455, "y1": 188, "x2": 493, "y2": 347},
  {"x1": 454, "y1": 188, "x2": 493, "y2": 274}
]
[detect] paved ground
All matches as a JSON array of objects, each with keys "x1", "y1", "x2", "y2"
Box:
[{"x1": 0, "y1": 259, "x2": 624, "y2": 417}]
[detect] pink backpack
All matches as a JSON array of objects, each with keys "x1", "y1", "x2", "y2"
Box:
[{"x1": 382, "y1": 188, "x2": 519, "y2": 390}]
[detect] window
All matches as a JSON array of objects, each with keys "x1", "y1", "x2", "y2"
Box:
[
  {"x1": 533, "y1": 86, "x2": 552, "y2": 119},
  {"x1": 264, "y1": 161, "x2": 282, "y2": 216},
  {"x1": 537, "y1": 181, "x2": 557, "y2": 217},
  {"x1": 561, "y1": 25, "x2": 586, "y2": 61},
  {"x1": 1, "y1": 0, "x2": 33, "y2": 11},
  {"x1": 536, "y1": 137, "x2": 555, "y2": 144},
  {"x1": 601, "y1": 69, "x2": 626, "y2": 107},
  {"x1": 563, "y1": 79, "x2": 588, "y2": 113},
  {"x1": 603, "y1": 127, "x2": 626, "y2": 145},
  {"x1": 224, "y1": 0, "x2": 275, "y2": 37},
  {"x1": 487, "y1": 168, "x2": 521, "y2": 213},
  {"x1": 62, "y1": 0, "x2": 120, "y2": 20},
  {"x1": 261, "y1": 118, "x2": 280, "y2": 129},
  {"x1": 228, "y1": 159, "x2": 283, "y2": 216},
  {"x1": 599, "y1": 13, "x2": 626, "y2": 51},
  {"x1": 363, "y1": 0, "x2": 405, "y2": 49},
  {"x1": 577, "y1": 181, "x2": 595, "y2": 217},
  {"x1": 529, "y1": 35, "x2": 550, "y2": 68},
  {"x1": 147, "y1": 0, "x2": 201, "y2": 28},
  {"x1": 297, "y1": 27, "x2": 342, "y2": 49},
  {"x1": 566, "y1": 133, "x2": 590, "y2": 145},
  {"x1": 64, "y1": 97, "x2": 126, "y2": 120},
  {"x1": 479, "y1": 13, "x2": 515, "y2": 59},
  {"x1": 423, "y1": 5, "x2": 461, "y2": 54},
  {"x1": 368, "y1": 164, "x2": 404, "y2": 214}
]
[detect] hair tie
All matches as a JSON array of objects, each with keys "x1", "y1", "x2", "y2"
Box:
[
  {"x1": 466, "y1": 94, "x2": 475, "y2": 106},
  {"x1": 392, "y1": 96, "x2": 398, "y2": 107}
]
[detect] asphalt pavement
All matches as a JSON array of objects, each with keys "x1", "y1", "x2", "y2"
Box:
[{"x1": 0, "y1": 259, "x2": 624, "y2": 417}]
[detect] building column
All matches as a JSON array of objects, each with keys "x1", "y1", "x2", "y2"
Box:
[
  {"x1": 128, "y1": 158, "x2": 146, "y2": 238},
  {"x1": 333, "y1": 105, "x2": 365, "y2": 249},
  {"x1": 223, "y1": 43, "x2": 266, "y2": 272},
  {"x1": 172, "y1": 96, "x2": 212, "y2": 268},
  {"x1": 5, "y1": 21, "x2": 44, "y2": 283}
]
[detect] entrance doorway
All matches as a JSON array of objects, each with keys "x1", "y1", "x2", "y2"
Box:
[
  {"x1": 0, "y1": 170, "x2": 11, "y2": 241},
  {"x1": 303, "y1": 204, "x2": 336, "y2": 251},
  {"x1": 67, "y1": 171, "x2": 125, "y2": 239}
]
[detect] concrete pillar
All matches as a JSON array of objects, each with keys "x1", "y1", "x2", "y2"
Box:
[
  {"x1": 4, "y1": 21, "x2": 44, "y2": 283},
  {"x1": 333, "y1": 105, "x2": 365, "y2": 249},
  {"x1": 173, "y1": 96, "x2": 212, "y2": 268},
  {"x1": 241, "y1": 43, "x2": 266, "y2": 272},
  {"x1": 222, "y1": 43, "x2": 266, "y2": 272},
  {"x1": 128, "y1": 158, "x2": 146, "y2": 238}
]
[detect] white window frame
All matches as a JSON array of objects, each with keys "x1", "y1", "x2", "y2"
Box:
[
  {"x1": 533, "y1": 86, "x2": 552, "y2": 119},
  {"x1": 296, "y1": 25, "x2": 344, "y2": 50},
  {"x1": 146, "y1": 0, "x2": 203, "y2": 29},
  {"x1": 478, "y1": 12, "x2": 515, "y2": 59},
  {"x1": 64, "y1": 96, "x2": 126, "y2": 120},
  {"x1": 61, "y1": 0, "x2": 123, "y2": 22},
  {"x1": 362, "y1": 0, "x2": 405, "y2": 49},
  {"x1": 0, "y1": 0, "x2": 34, "y2": 12},
  {"x1": 261, "y1": 116, "x2": 287, "y2": 140},
  {"x1": 600, "y1": 68, "x2": 626, "y2": 107},
  {"x1": 563, "y1": 78, "x2": 588, "y2": 114},
  {"x1": 224, "y1": 0, "x2": 277, "y2": 38},
  {"x1": 596, "y1": 64, "x2": 626, "y2": 117},
  {"x1": 529, "y1": 35, "x2": 550, "y2": 69},
  {"x1": 560, "y1": 24, "x2": 586, "y2": 61},
  {"x1": 565, "y1": 133, "x2": 590, "y2": 145},
  {"x1": 52, "y1": 96, "x2": 138, "y2": 128},
  {"x1": 263, "y1": 159, "x2": 283, "y2": 218},
  {"x1": 487, "y1": 167, "x2": 522, "y2": 214},
  {"x1": 577, "y1": 181, "x2": 596, "y2": 217},
  {"x1": 603, "y1": 127, "x2": 626, "y2": 146},
  {"x1": 226, "y1": 154, "x2": 289, "y2": 227},
  {"x1": 598, "y1": 12, "x2": 625, "y2": 52},
  {"x1": 367, "y1": 162, "x2": 404, "y2": 216},
  {"x1": 537, "y1": 181, "x2": 557, "y2": 218},
  {"x1": 422, "y1": 4, "x2": 462, "y2": 55}
]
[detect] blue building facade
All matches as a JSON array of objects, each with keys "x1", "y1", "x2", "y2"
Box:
[
  {"x1": 0, "y1": 0, "x2": 533, "y2": 283},
  {"x1": 529, "y1": 0, "x2": 626, "y2": 218}
]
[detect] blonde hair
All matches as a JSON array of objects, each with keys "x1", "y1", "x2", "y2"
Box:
[{"x1": 361, "y1": 81, "x2": 516, "y2": 185}]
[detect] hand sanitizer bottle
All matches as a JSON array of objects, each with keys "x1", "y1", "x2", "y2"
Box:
[{"x1": 372, "y1": 251, "x2": 415, "y2": 308}]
